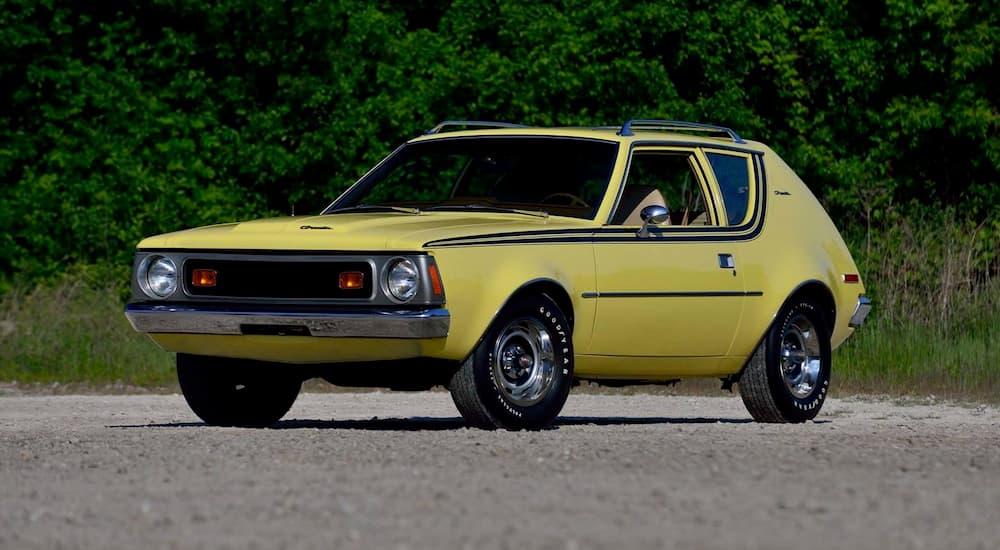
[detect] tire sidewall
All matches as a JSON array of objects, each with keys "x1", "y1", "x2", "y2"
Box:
[
  {"x1": 177, "y1": 354, "x2": 301, "y2": 427},
  {"x1": 471, "y1": 295, "x2": 574, "y2": 429},
  {"x1": 765, "y1": 302, "x2": 832, "y2": 422}
]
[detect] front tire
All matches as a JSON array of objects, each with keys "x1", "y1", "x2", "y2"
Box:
[
  {"x1": 448, "y1": 294, "x2": 574, "y2": 430},
  {"x1": 177, "y1": 354, "x2": 302, "y2": 427},
  {"x1": 738, "y1": 301, "x2": 832, "y2": 423}
]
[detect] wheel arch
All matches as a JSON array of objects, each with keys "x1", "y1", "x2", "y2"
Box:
[
  {"x1": 458, "y1": 278, "x2": 576, "y2": 362},
  {"x1": 732, "y1": 279, "x2": 836, "y2": 380},
  {"x1": 504, "y1": 278, "x2": 576, "y2": 329},
  {"x1": 782, "y1": 280, "x2": 836, "y2": 331}
]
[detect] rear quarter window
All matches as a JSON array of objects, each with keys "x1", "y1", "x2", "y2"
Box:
[{"x1": 706, "y1": 152, "x2": 752, "y2": 225}]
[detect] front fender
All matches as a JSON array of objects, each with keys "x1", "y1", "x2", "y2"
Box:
[{"x1": 427, "y1": 244, "x2": 596, "y2": 360}]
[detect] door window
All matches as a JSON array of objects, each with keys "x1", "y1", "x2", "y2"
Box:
[{"x1": 612, "y1": 151, "x2": 714, "y2": 226}]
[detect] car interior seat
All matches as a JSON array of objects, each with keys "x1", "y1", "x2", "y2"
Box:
[{"x1": 612, "y1": 185, "x2": 669, "y2": 225}]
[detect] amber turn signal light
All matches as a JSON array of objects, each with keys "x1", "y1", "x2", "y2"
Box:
[
  {"x1": 427, "y1": 264, "x2": 444, "y2": 295},
  {"x1": 191, "y1": 269, "x2": 218, "y2": 287},
  {"x1": 339, "y1": 271, "x2": 365, "y2": 289}
]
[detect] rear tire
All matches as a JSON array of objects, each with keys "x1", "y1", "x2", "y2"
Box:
[
  {"x1": 738, "y1": 301, "x2": 831, "y2": 423},
  {"x1": 448, "y1": 294, "x2": 574, "y2": 430},
  {"x1": 177, "y1": 354, "x2": 302, "y2": 427}
]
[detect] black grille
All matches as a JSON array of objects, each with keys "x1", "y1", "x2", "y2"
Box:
[{"x1": 184, "y1": 259, "x2": 373, "y2": 299}]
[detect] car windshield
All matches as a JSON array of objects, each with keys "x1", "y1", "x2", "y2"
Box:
[{"x1": 325, "y1": 137, "x2": 619, "y2": 219}]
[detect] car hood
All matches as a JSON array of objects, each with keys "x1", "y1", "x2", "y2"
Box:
[{"x1": 136, "y1": 212, "x2": 595, "y2": 251}]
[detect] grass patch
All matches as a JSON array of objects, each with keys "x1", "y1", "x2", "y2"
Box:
[
  {"x1": 834, "y1": 210, "x2": 999, "y2": 403},
  {"x1": 0, "y1": 277, "x2": 175, "y2": 388},
  {"x1": 834, "y1": 315, "x2": 1000, "y2": 402}
]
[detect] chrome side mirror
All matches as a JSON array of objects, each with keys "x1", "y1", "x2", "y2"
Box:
[{"x1": 637, "y1": 205, "x2": 670, "y2": 238}]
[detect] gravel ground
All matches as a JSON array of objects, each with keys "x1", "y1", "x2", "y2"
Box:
[{"x1": 1, "y1": 392, "x2": 998, "y2": 550}]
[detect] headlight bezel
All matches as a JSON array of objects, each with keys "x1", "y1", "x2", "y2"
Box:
[
  {"x1": 383, "y1": 257, "x2": 420, "y2": 303},
  {"x1": 137, "y1": 255, "x2": 178, "y2": 299}
]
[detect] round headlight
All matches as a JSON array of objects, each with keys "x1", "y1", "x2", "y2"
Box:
[
  {"x1": 140, "y1": 256, "x2": 178, "y2": 299},
  {"x1": 385, "y1": 258, "x2": 419, "y2": 302}
]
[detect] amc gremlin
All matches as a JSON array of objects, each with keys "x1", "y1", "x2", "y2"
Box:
[{"x1": 126, "y1": 119, "x2": 871, "y2": 429}]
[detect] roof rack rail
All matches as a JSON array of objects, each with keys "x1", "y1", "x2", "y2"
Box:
[
  {"x1": 617, "y1": 119, "x2": 746, "y2": 144},
  {"x1": 425, "y1": 120, "x2": 529, "y2": 135}
]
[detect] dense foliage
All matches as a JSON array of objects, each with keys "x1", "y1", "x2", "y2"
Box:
[{"x1": 2, "y1": 0, "x2": 998, "y2": 281}]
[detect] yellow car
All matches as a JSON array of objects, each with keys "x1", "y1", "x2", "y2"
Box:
[{"x1": 126, "y1": 120, "x2": 871, "y2": 429}]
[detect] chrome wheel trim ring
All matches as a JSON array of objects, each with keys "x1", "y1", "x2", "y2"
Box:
[
  {"x1": 780, "y1": 314, "x2": 822, "y2": 399},
  {"x1": 491, "y1": 318, "x2": 556, "y2": 407}
]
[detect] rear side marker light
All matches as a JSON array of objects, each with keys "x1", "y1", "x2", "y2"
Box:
[
  {"x1": 191, "y1": 269, "x2": 218, "y2": 287},
  {"x1": 427, "y1": 264, "x2": 444, "y2": 295},
  {"x1": 843, "y1": 274, "x2": 860, "y2": 284},
  {"x1": 339, "y1": 271, "x2": 365, "y2": 289}
]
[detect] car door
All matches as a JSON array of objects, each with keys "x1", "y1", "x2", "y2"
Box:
[{"x1": 588, "y1": 146, "x2": 746, "y2": 357}]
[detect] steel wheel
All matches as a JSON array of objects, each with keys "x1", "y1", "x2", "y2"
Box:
[
  {"x1": 492, "y1": 318, "x2": 556, "y2": 406},
  {"x1": 780, "y1": 315, "x2": 822, "y2": 399}
]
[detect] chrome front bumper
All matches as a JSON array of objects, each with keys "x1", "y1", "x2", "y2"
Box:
[
  {"x1": 125, "y1": 304, "x2": 450, "y2": 339},
  {"x1": 849, "y1": 296, "x2": 872, "y2": 327}
]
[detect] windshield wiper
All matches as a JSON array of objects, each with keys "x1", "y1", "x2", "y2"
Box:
[
  {"x1": 326, "y1": 204, "x2": 422, "y2": 215},
  {"x1": 425, "y1": 204, "x2": 549, "y2": 219}
]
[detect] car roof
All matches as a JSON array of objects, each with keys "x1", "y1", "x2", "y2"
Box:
[{"x1": 407, "y1": 119, "x2": 765, "y2": 150}]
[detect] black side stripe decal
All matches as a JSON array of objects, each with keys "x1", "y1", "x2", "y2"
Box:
[{"x1": 581, "y1": 291, "x2": 764, "y2": 298}]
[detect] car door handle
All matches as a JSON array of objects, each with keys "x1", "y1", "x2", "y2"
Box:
[{"x1": 718, "y1": 254, "x2": 735, "y2": 269}]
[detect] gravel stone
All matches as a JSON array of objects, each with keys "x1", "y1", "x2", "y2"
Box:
[{"x1": 1, "y1": 393, "x2": 998, "y2": 549}]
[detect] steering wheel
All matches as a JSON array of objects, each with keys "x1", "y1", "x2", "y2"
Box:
[{"x1": 541, "y1": 192, "x2": 589, "y2": 208}]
